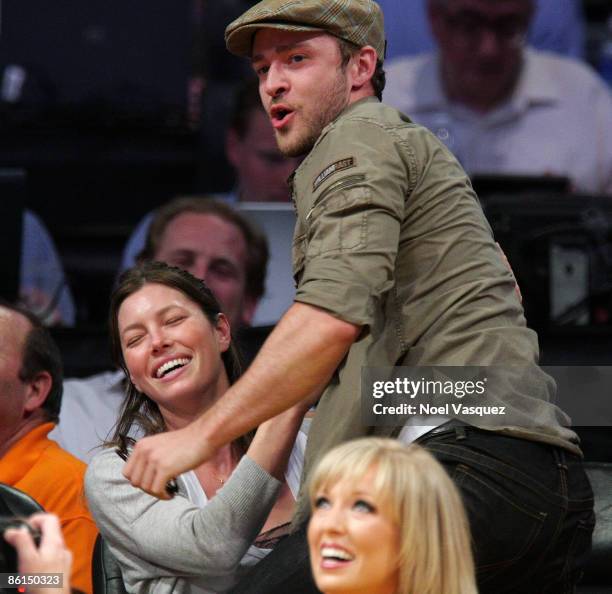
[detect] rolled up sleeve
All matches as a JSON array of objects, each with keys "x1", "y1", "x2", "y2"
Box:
[{"x1": 294, "y1": 118, "x2": 412, "y2": 327}]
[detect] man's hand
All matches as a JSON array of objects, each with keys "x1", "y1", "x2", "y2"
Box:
[
  {"x1": 122, "y1": 423, "x2": 216, "y2": 499},
  {"x1": 4, "y1": 514, "x2": 72, "y2": 594}
]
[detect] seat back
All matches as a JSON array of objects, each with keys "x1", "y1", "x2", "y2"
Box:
[
  {"x1": 0, "y1": 483, "x2": 44, "y2": 517},
  {"x1": 578, "y1": 462, "x2": 612, "y2": 592},
  {"x1": 0, "y1": 483, "x2": 44, "y2": 573},
  {"x1": 91, "y1": 534, "x2": 128, "y2": 594}
]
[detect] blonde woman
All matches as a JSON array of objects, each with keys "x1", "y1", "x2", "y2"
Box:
[{"x1": 308, "y1": 438, "x2": 477, "y2": 594}]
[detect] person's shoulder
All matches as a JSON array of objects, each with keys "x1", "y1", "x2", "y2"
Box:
[
  {"x1": 527, "y1": 49, "x2": 611, "y2": 95},
  {"x1": 324, "y1": 99, "x2": 413, "y2": 143},
  {"x1": 299, "y1": 98, "x2": 432, "y2": 180},
  {"x1": 300, "y1": 102, "x2": 401, "y2": 183},
  {"x1": 85, "y1": 446, "x2": 124, "y2": 486},
  {"x1": 63, "y1": 370, "x2": 125, "y2": 403},
  {"x1": 42, "y1": 437, "x2": 87, "y2": 476},
  {"x1": 384, "y1": 52, "x2": 437, "y2": 109},
  {"x1": 22, "y1": 209, "x2": 45, "y2": 231},
  {"x1": 336, "y1": 99, "x2": 437, "y2": 157},
  {"x1": 84, "y1": 446, "x2": 132, "y2": 512},
  {"x1": 27, "y1": 438, "x2": 90, "y2": 509},
  {"x1": 22, "y1": 209, "x2": 54, "y2": 246},
  {"x1": 385, "y1": 52, "x2": 434, "y2": 80},
  {"x1": 87, "y1": 445, "x2": 123, "y2": 471}
]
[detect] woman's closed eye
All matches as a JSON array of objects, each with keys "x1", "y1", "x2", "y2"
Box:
[
  {"x1": 125, "y1": 334, "x2": 144, "y2": 348},
  {"x1": 165, "y1": 315, "x2": 186, "y2": 326}
]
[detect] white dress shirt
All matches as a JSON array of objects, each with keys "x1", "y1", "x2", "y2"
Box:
[{"x1": 384, "y1": 49, "x2": 612, "y2": 196}]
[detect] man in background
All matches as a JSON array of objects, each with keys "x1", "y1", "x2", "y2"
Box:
[
  {"x1": 384, "y1": 0, "x2": 612, "y2": 195},
  {"x1": 0, "y1": 301, "x2": 97, "y2": 593},
  {"x1": 377, "y1": 0, "x2": 586, "y2": 61},
  {"x1": 121, "y1": 79, "x2": 300, "y2": 271},
  {"x1": 51, "y1": 199, "x2": 269, "y2": 462}
]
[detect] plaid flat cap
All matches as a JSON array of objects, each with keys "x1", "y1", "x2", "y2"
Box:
[{"x1": 225, "y1": 0, "x2": 386, "y2": 62}]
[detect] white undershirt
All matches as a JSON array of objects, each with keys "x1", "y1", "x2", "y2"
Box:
[{"x1": 179, "y1": 428, "x2": 307, "y2": 594}]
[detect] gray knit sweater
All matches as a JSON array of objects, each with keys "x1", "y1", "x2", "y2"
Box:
[{"x1": 85, "y1": 448, "x2": 282, "y2": 594}]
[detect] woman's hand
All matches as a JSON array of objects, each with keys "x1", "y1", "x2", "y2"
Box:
[{"x1": 3, "y1": 514, "x2": 72, "y2": 594}]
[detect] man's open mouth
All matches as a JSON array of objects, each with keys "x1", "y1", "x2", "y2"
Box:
[{"x1": 270, "y1": 105, "x2": 294, "y2": 128}]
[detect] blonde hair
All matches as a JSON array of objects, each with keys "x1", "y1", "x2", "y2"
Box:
[{"x1": 308, "y1": 438, "x2": 477, "y2": 594}]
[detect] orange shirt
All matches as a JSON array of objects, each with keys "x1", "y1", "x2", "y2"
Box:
[{"x1": 0, "y1": 422, "x2": 98, "y2": 594}]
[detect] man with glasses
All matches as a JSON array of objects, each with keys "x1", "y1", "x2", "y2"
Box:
[
  {"x1": 376, "y1": 0, "x2": 586, "y2": 62},
  {"x1": 384, "y1": 0, "x2": 612, "y2": 195}
]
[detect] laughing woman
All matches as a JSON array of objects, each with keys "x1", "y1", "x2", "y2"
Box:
[
  {"x1": 85, "y1": 262, "x2": 308, "y2": 594},
  {"x1": 308, "y1": 438, "x2": 477, "y2": 594}
]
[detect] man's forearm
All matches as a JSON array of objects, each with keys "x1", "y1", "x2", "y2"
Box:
[{"x1": 192, "y1": 301, "x2": 360, "y2": 451}]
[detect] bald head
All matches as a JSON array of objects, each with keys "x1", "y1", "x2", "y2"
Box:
[
  {"x1": 0, "y1": 305, "x2": 33, "y2": 372},
  {"x1": 0, "y1": 302, "x2": 63, "y2": 427}
]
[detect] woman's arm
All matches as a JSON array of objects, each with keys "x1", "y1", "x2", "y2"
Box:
[
  {"x1": 85, "y1": 447, "x2": 282, "y2": 581},
  {"x1": 245, "y1": 399, "x2": 312, "y2": 481}
]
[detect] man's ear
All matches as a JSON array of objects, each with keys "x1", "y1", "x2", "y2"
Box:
[
  {"x1": 23, "y1": 371, "x2": 53, "y2": 413},
  {"x1": 349, "y1": 46, "x2": 377, "y2": 91}
]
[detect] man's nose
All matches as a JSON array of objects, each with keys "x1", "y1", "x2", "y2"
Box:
[
  {"x1": 263, "y1": 62, "x2": 289, "y2": 98},
  {"x1": 476, "y1": 28, "x2": 503, "y2": 57},
  {"x1": 189, "y1": 261, "x2": 209, "y2": 283}
]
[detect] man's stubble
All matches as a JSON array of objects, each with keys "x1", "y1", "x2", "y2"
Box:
[{"x1": 275, "y1": 66, "x2": 350, "y2": 158}]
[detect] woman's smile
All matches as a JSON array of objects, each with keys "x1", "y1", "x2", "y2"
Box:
[{"x1": 118, "y1": 282, "x2": 231, "y2": 416}]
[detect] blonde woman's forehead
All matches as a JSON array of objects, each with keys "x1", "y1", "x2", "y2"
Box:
[{"x1": 314, "y1": 467, "x2": 388, "y2": 499}]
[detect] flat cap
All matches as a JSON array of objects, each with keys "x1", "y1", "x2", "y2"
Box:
[{"x1": 225, "y1": 0, "x2": 386, "y2": 62}]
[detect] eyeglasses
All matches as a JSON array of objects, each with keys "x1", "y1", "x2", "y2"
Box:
[{"x1": 443, "y1": 12, "x2": 528, "y2": 47}]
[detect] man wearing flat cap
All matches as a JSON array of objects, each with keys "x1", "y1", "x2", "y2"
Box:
[{"x1": 123, "y1": 1, "x2": 593, "y2": 592}]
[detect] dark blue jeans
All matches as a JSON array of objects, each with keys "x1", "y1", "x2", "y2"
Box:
[
  {"x1": 231, "y1": 429, "x2": 594, "y2": 594},
  {"x1": 421, "y1": 427, "x2": 595, "y2": 593}
]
